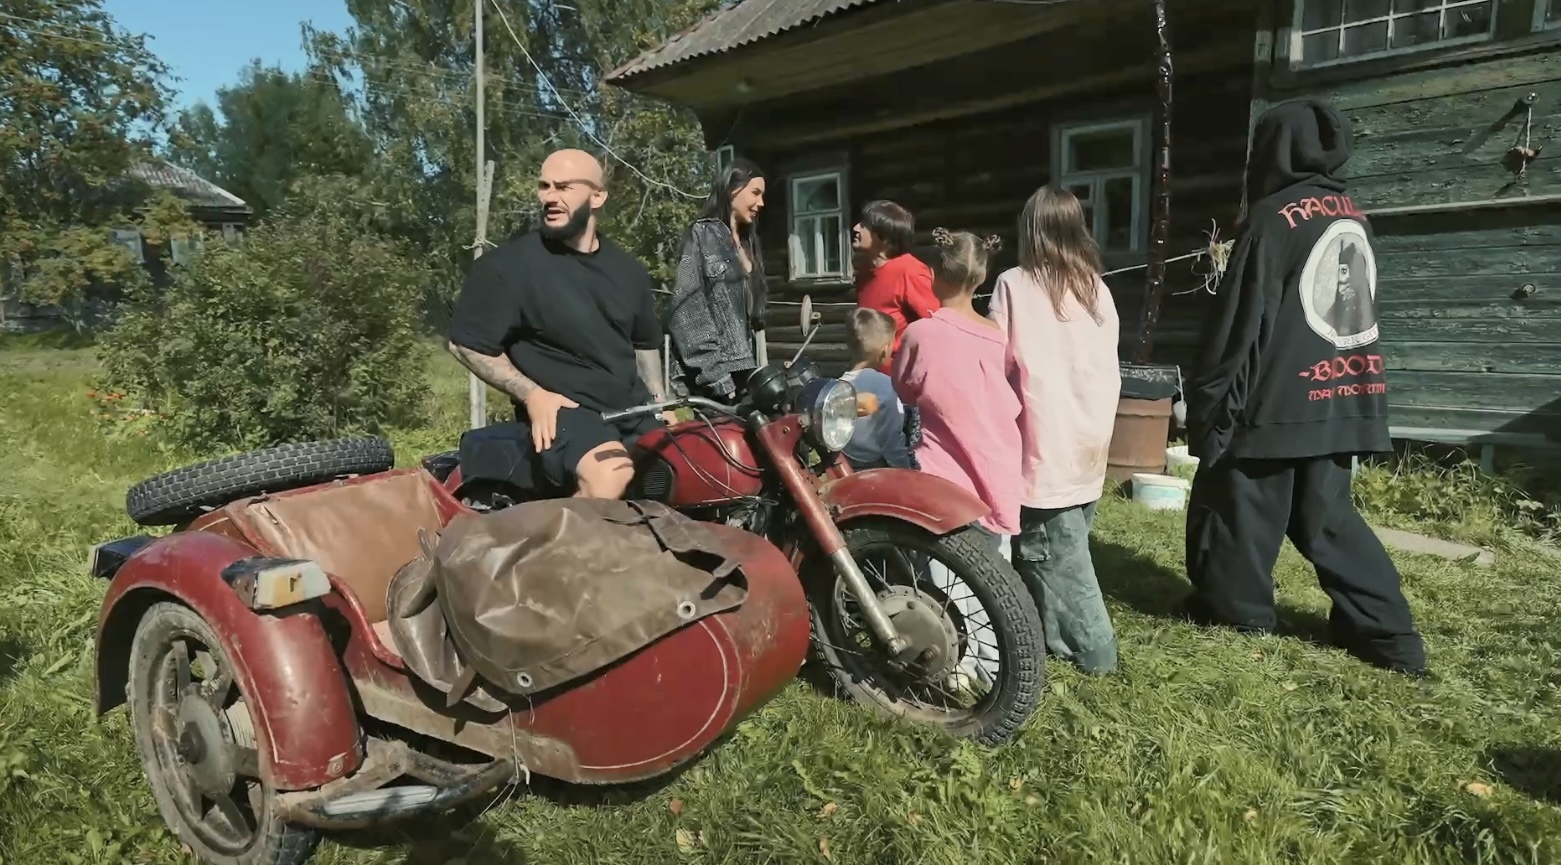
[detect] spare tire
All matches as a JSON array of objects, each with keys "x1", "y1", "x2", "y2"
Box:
[{"x1": 126, "y1": 437, "x2": 397, "y2": 527}]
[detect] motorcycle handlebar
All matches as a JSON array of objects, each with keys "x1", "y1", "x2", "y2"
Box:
[{"x1": 602, "y1": 396, "x2": 738, "y2": 424}]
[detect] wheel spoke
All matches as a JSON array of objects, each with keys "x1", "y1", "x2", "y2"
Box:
[
  {"x1": 172, "y1": 639, "x2": 192, "y2": 695},
  {"x1": 200, "y1": 664, "x2": 234, "y2": 711},
  {"x1": 227, "y1": 743, "x2": 261, "y2": 779},
  {"x1": 208, "y1": 790, "x2": 250, "y2": 838}
]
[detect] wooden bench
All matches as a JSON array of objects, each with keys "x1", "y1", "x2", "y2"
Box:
[{"x1": 1386, "y1": 426, "x2": 1561, "y2": 474}]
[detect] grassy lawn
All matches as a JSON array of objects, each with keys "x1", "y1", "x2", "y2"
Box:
[{"x1": 1, "y1": 338, "x2": 1559, "y2": 865}]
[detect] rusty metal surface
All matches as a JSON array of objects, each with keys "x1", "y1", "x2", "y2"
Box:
[
  {"x1": 817, "y1": 466, "x2": 990, "y2": 535},
  {"x1": 95, "y1": 531, "x2": 366, "y2": 791},
  {"x1": 608, "y1": 0, "x2": 885, "y2": 82},
  {"x1": 1133, "y1": 0, "x2": 1174, "y2": 364},
  {"x1": 1106, "y1": 396, "x2": 1173, "y2": 482},
  {"x1": 274, "y1": 737, "x2": 514, "y2": 830}
]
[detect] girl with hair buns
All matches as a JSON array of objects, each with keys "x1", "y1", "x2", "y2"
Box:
[
  {"x1": 986, "y1": 185, "x2": 1119, "y2": 676},
  {"x1": 891, "y1": 227, "x2": 1022, "y2": 552}
]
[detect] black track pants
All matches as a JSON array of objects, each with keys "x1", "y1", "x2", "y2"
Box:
[{"x1": 1184, "y1": 454, "x2": 1427, "y2": 672}]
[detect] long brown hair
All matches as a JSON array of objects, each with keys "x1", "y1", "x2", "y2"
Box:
[{"x1": 1017, "y1": 185, "x2": 1104, "y2": 324}]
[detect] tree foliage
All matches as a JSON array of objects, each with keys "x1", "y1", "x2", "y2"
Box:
[
  {"x1": 0, "y1": 0, "x2": 174, "y2": 322},
  {"x1": 99, "y1": 177, "x2": 432, "y2": 451},
  {"x1": 306, "y1": 0, "x2": 723, "y2": 316},
  {"x1": 165, "y1": 61, "x2": 374, "y2": 219}
]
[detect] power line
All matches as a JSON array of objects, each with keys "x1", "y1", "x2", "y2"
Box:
[{"x1": 485, "y1": 0, "x2": 703, "y2": 200}]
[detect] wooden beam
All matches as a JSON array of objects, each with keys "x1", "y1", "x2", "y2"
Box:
[
  {"x1": 1366, "y1": 193, "x2": 1561, "y2": 217},
  {"x1": 756, "y1": 42, "x2": 1248, "y2": 149}
]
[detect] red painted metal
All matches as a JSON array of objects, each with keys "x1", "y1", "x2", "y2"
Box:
[
  {"x1": 818, "y1": 468, "x2": 990, "y2": 535},
  {"x1": 636, "y1": 417, "x2": 765, "y2": 506},
  {"x1": 754, "y1": 418, "x2": 850, "y2": 557},
  {"x1": 95, "y1": 531, "x2": 365, "y2": 792},
  {"x1": 308, "y1": 501, "x2": 808, "y2": 784},
  {"x1": 103, "y1": 464, "x2": 809, "y2": 790}
]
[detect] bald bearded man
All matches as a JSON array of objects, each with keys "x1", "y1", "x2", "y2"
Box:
[{"x1": 447, "y1": 149, "x2": 668, "y2": 499}]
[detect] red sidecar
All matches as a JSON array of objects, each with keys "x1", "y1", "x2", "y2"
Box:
[{"x1": 91, "y1": 441, "x2": 811, "y2": 865}]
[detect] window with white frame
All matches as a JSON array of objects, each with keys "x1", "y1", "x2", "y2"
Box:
[
  {"x1": 788, "y1": 170, "x2": 848, "y2": 280},
  {"x1": 714, "y1": 145, "x2": 735, "y2": 175},
  {"x1": 1292, "y1": 0, "x2": 1496, "y2": 67},
  {"x1": 109, "y1": 228, "x2": 144, "y2": 264},
  {"x1": 1052, "y1": 119, "x2": 1148, "y2": 254}
]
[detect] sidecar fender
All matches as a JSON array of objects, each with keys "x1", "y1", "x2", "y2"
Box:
[
  {"x1": 95, "y1": 530, "x2": 364, "y2": 791},
  {"x1": 816, "y1": 468, "x2": 990, "y2": 536}
]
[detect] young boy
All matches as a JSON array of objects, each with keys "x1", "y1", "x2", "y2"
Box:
[{"x1": 840, "y1": 308, "x2": 911, "y2": 470}]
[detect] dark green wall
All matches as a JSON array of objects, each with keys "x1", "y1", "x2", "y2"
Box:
[{"x1": 1269, "y1": 21, "x2": 1561, "y2": 440}]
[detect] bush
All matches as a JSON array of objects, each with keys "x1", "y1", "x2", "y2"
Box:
[
  {"x1": 1352, "y1": 450, "x2": 1560, "y2": 543},
  {"x1": 99, "y1": 177, "x2": 431, "y2": 453}
]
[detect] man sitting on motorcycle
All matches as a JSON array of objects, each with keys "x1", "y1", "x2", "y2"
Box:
[{"x1": 446, "y1": 148, "x2": 669, "y2": 500}]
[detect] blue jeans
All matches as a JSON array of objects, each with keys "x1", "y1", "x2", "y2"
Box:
[{"x1": 1012, "y1": 500, "x2": 1118, "y2": 675}]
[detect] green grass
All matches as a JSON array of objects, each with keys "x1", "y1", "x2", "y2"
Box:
[{"x1": 1, "y1": 341, "x2": 1559, "y2": 865}]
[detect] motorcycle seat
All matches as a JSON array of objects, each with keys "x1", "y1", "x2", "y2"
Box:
[{"x1": 225, "y1": 469, "x2": 448, "y2": 623}]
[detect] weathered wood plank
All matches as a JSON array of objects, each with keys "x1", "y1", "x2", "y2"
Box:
[
  {"x1": 1386, "y1": 370, "x2": 1561, "y2": 413},
  {"x1": 1346, "y1": 113, "x2": 1561, "y2": 182},
  {"x1": 1306, "y1": 46, "x2": 1561, "y2": 112},
  {"x1": 1379, "y1": 298, "x2": 1561, "y2": 321},
  {"x1": 1377, "y1": 275, "x2": 1561, "y2": 305},
  {"x1": 1376, "y1": 244, "x2": 1561, "y2": 279},
  {"x1": 1383, "y1": 340, "x2": 1561, "y2": 374},
  {"x1": 1342, "y1": 78, "x2": 1561, "y2": 145},
  {"x1": 1350, "y1": 160, "x2": 1561, "y2": 209},
  {"x1": 1373, "y1": 215, "x2": 1561, "y2": 252},
  {"x1": 1385, "y1": 404, "x2": 1561, "y2": 438},
  {"x1": 1379, "y1": 313, "x2": 1561, "y2": 341}
]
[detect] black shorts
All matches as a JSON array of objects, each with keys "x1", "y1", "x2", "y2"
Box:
[
  {"x1": 460, "y1": 407, "x2": 658, "y2": 496},
  {"x1": 521, "y1": 406, "x2": 659, "y2": 492}
]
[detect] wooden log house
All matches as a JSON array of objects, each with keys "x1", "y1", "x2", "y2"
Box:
[{"x1": 608, "y1": 0, "x2": 1561, "y2": 461}]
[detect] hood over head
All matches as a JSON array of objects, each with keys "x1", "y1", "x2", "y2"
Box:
[{"x1": 1245, "y1": 99, "x2": 1352, "y2": 201}]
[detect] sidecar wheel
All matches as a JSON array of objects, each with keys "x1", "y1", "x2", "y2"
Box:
[
  {"x1": 127, "y1": 602, "x2": 321, "y2": 865},
  {"x1": 806, "y1": 520, "x2": 1044, "y2": 746}
]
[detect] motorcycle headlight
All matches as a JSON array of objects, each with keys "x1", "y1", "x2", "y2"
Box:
[{"x1": 797, "y1": 377, "x2": 857, "y2": 453}]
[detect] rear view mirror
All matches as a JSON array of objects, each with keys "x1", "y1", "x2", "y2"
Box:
[{"x1": 800, "y1": 295, "x2": 816, "y2": 334}]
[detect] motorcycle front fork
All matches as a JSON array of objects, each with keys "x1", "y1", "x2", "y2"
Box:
[{"x1": 755, "y1": 421, "x2": 909, "y2": 656}]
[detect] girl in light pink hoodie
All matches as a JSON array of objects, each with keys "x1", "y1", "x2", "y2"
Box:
[{"x1": 987, "y1": 185, "x2": 1120, "y2": 676}]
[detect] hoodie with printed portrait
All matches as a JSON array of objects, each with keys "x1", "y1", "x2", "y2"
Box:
[{"x1": 1185, "y1": 98, "x2": 1391, "y2": 465}]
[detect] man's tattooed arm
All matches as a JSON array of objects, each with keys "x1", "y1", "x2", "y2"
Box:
[
  {"x1": 446, "y1": 341, "x2": 539, "y2": 403},
  {"x1": 635, "y1": 348, "x2": 667, "y2": 402}
]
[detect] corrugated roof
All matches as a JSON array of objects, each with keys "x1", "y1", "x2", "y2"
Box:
[
  {"x1": 608, "y1": 0, "x2": 886, "y2": 82},
  {"x1": 128, "y1": 160, "x2": 250, "y2": 211}
]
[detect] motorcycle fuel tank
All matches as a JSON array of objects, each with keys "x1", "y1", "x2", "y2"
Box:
[{"x1": 631, "y1": 418, "x2": 764, "y2": 507}]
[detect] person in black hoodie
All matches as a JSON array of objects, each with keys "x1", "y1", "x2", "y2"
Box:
[{"x1": 1182, "y1": 98, "x2": 1428, "y2": 677}]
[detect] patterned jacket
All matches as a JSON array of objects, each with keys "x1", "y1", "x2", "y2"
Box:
[{"x1": 666, "y1": 217, "x2": 767, "y2": 397}]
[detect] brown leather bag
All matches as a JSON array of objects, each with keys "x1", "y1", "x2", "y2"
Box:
[{"x1": 386, "y1": 498, "x2": 750, "y2": 710}]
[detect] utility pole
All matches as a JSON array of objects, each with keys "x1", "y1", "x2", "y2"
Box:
[{"x1": 468, "y1": 0, "x2": 494, "y2": 430}]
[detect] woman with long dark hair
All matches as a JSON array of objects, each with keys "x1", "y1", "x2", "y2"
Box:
[{"x1": 666, "y1": 158, "x2": 768, "y2": 400}]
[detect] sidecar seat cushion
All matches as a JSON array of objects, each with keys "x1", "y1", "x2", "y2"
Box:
[{"x1": 226, "y1": 470, "x2": 446, "y2": 622}]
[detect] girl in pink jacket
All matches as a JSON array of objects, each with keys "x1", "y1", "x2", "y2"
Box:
[{"x1": 892, "y1": 228, "x2": 1022, "y2": 547}]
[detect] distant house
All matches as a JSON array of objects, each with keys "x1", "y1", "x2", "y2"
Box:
[
  {"x1": 608, "y1": 0, "x2": 1561, "y2": 454},
  {"x1": 121, "y1": 159, "x2": 253, "y2": 267},
  {"x1": 1, "y1": 160, "x2": 251, "y2": 332}
]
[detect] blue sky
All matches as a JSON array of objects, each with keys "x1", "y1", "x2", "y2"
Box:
[{"x1": 103, "y1": 0, "x2": 355, "y2": 111}]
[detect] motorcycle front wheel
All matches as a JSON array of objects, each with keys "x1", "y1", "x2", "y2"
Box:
[{"x1": 804, "y1": 519, "x2": 1045, "y2": 746}]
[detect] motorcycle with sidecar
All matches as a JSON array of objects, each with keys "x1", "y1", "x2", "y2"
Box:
[
  {"x1": 94, "y1": 445, "x2": 812, "y2": 865},
  {"x1": 441, "y1": 296, "x2": 1046, "y2": 746}
]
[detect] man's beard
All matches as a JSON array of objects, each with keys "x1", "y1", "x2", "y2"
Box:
[{"x1": 539, "y1": 200, "x2": 593, "y2": 242}]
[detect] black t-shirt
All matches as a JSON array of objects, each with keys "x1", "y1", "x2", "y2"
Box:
[{"x1": 448, "y1": 230, "x2": 662, "y2": 414}]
